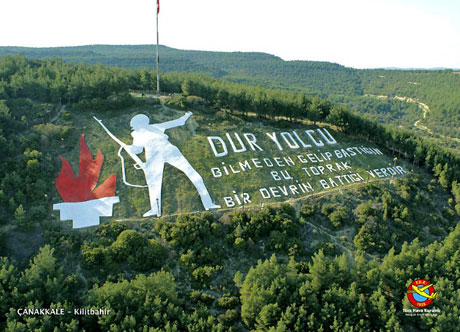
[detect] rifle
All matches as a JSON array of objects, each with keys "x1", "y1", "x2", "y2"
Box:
[{"x1": 93, "y1": 117, "x2": 147, "y2": 188}]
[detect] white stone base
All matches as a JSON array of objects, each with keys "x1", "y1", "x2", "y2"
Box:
[{"x1": 53, "y1": 197, "x2": 120, "y2": 229}]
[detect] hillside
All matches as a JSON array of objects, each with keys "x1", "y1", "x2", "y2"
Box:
[
  {"x1": 1, "y1": 44, "x2": 459, "y2": 151},
  {"x1": 0, "y1": 45, "x2": 359, "y2": 94},
  {"x1": 61, "y1": 100, "x2": 405, "y2": 217},
  {"x1": 1, "y1": 57, "x2": 460, "y2": 331}
]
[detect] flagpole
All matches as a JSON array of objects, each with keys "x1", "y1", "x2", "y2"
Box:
[{"x1": 156, "y1": 0, "x2": 160, "y2": 96}]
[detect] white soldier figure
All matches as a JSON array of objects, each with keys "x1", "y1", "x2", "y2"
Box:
[{"x1": 123, "y1": 112, "x2": 220, "y2": 217}]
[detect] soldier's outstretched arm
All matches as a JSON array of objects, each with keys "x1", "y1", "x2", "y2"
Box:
[
  {"x1": 125, "y1": 144, "x2": 143, "y2": 155},
  {"x1": 155, "y1": 112, "x2": 192, "y2": 131}
]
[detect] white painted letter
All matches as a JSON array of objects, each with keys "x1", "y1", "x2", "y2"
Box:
[
  {"x1": 208, "y1": 136, "x2": 228, "y2": 157},
  {"x1": 266, "y1": 132, "x2": 283, "y2": 151}
]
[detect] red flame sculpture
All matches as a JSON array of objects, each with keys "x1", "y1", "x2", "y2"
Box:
[{"x1": 56, "y1": 134, "x2": 116, "y2": 202}]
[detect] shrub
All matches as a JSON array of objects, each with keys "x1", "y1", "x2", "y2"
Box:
[
  {"x1": 300, "y1": 203, "x2": 316, "y2": 217},
  {"x1": 355, "y1": 202, "x2": 375, "y2": 224},
  {"x1": 328, "y1": 206, "x2": 349, "y2": 228},
  {"x1": 112, "y1": 230, "x2": 166, "y2": 271},
  {"x1": 190, "y1": 290, "x2": 215, "y2": 305},
  {"x1": 217, "y1": 296, "x2": 239, "y2": 309},
  {"x1": 233, "y1": 237, "x2": 247, "y2": 250},
  {"x1": 82, "y1": 244, "x2": 114, "y2": 271},
  {"x1": 192, "y1": 265, "x2": 222, "y2": 284},
  {"x1": 112, "y1": 230, "x2": 147, "y2": 258},
  {"x1": 218, "y1": 309, "x2": 239, "y2": 325},
  {"x1": 321, "y1": 203, "x2": 336, "y2": 216}
]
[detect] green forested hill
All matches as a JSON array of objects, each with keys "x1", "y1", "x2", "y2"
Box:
[
  {"x1": 0, "y1": 45, "x2": 360, "y2": 94},
  {"x1": 1, "y1": 57, "x2": 460, "y2": 331},
  {"x1": 1, "y1": 44, "x2": 459, "y2": 150}
]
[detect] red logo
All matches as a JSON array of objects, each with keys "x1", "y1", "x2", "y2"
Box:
[
  {"x1": 56, "y1": 134, "x2": 116, "y2": 202},
  {"x1": 407, "y1": 279, "x2": 436, "y2": 307}
]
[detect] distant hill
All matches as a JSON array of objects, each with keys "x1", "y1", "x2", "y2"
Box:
[
  {"x1": 0, "y1": 44, "x2": 361, "y2": 94},
  {"x1": 1, "y1": 45, "x2": 459, "y2": 150}
]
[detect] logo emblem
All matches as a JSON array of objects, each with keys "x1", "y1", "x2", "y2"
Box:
[
  {"x1": 53, "y1": 134, "x2": 119, "y2": 229},
  {"x1": 407, "y1": 279, "x2": 436, "y2": 307}
]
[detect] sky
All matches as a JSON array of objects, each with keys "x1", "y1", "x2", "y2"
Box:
[{"x1": 1, "y1": 0, "x2": 460, "y2": 68}]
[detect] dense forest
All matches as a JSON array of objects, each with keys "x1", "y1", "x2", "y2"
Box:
[
  {"x1": 1, "y1": 45, "x2": 459, "y2": 149},
  {"x1": 1, "y1": 56, "x2": 460, "y2": 331}
]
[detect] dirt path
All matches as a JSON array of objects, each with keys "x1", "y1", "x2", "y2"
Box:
[
  {"x1": 413, "y1": 115, "x2": 431, "y2": 133},
  {"x1": 364, "y1": 94, "x2": 432, "y2": 133},
  {"x1": 395, "y1": 97, "x2": 431, "y2": 132}
]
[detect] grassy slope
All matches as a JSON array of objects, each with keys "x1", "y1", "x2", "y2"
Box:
[{"x1": 53, "y1": 96, "x2": 409, "y2": 222}]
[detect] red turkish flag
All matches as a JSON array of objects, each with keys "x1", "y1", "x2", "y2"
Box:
[{"x1": 157, "y1": 0, "x2": 160, "y2": 14}]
